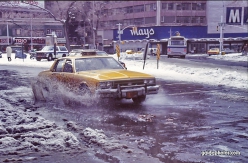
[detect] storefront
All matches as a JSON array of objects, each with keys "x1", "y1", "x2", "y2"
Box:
[
  {"x1": 112, "y1": 26, "x2": 248, "y2": 54},
  {"x1": 13, "y1": 37, "x2": 46, "y2": 52},
  {"x1": 0, "y1": 37, "x2": 13, "y2": 52}
]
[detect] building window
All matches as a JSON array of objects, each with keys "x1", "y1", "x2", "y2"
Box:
[
  {"x1": 108, "y1": 9, "x2": 113, "y2": 16},
  {"x1": 168, "y1": 3, "x2": 174, "y2": 10},
  {"x1": 46, "y1": 29, "x2": 50, "y2": 34},
  {"x1": 176, "y1": 3, "x2": 182, "y2": 10},
  {"x1": 145, "y1": 17, "x2": 156, "y2": 24},
  {"x1": 55, "y1": 30, "x2": 63, "y2": 38},
  {"x1": 192, "y1": 3, "x2": 206, "y2": 10},
  {"x1": 133, "y1": 5, "x2": 144, "y2": 13},
  {"x1": 182, "y1": 3, "x2": 191, "y2": 10},
  {"x1": 34, "y1": 30, "x2": 45, "y2": 37},
  {"x1": 177, "y1": 16, "x2": 191, "y2": 23},
  {"x1": 133, "y1": 18, "x2": 144, "y2": 25},
  {"x1": 123, "y1": 19, "x2": 133, "y2": 26},
  {"x1": 164, "y1": 16, "x2": 176, "y2": 23},
  {"x1": 162, "y1": 3, "x2": 167, "y2": 10},
  {"x1": 145, "y1": 3, "x2": 156, "y2": 11},
  {"x1": 15, "y1": 29, "x2": 21, "y2": 35},
  {"x1": 125, "y1": 6, "x2": 133, "y2": 13},
  {"x1": 191, "y1": 16, "x2": 205, "y2": 23}
]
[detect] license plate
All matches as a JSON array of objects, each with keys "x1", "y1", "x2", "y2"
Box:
[{"x1": 126, "y1": 91, "x2": 138, "y2": 98}]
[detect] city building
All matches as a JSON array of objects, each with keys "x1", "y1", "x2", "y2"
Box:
[
  {"x1": 1, "y1": 1, "x2": 247, "y2": 54},
  {"x1": 0, "y1": 1, "x2": 65, "y2": 52},
  {"x1": 97, "y1": 0, "x2": 248, "y2": 54}
]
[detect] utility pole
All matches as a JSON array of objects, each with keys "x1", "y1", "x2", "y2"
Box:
[
  {"x1": 31, "y1": 15, "x2": 33, "y2": 50},
  {"x1": 92, "y1": 1, "x2": 96, "y2": 49},
  {"x1": 7, "y1": 21, "x2": 9, "y2": 45},
  {"x1": 156, "y1": 0, "x2": 161, "y2": 26},
  {"x1": 218, "y1": 15, "x2": 225, "y2": 54},
  {"x1": 116, "y1": 23, "x2": 122, "y2": 52}
]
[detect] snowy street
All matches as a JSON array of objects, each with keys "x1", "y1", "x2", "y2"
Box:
[{"x1": 0, "y1": 52, "x2": 247, "y2": 163}]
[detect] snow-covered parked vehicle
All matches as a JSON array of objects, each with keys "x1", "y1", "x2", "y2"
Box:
[{"x1": 36, "y1": 46, "x2": 69, "y2": 61}]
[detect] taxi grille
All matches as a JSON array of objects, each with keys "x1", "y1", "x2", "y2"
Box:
[{"x1": 113, "y1": 79, "x2": 144, "y2": 88}]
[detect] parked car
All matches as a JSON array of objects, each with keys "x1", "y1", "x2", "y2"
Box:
[
  {"x1": 11, "y1": 46, "x2": 22, "y2": 53},
  {"x1": 207, "y1": 48, "x2": 219, "y2": 56},
  {"x1": 223, "y1": 48, "x2": 235, "y2": 54},
  {"x1": 125, "y1": 50, "x2": 134, "y2": 54},
  {"x1": 32, "y1": 55, "x2": 160, "y2": 105},
  {"x1": 36, "y1": 46, "x2": 69, "y2": 61},
  {"x1": 15, "y1": 50, "x2": 27, "y2": 59},
  {"x1": 148, "y1": 48, "x2": 157, "y2": 56}
]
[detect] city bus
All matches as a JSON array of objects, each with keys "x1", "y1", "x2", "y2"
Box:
[{"x1": 167, "y1": 34, "x2": 187, "y2": 58}]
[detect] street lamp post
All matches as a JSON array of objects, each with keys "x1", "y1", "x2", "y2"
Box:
[
  {"x1": 218, "y1": 15, "x2": 225, "y2": 55},
  {"x1": 92, "y1": 1, "x2": 96, "y2": 49},
  {"x1": 7, "y1": 21, "x2": 9, "y2": 45},
  {"x1": 116, "y1": 23, "x2": 136, "y2": 52},
  {"x1": 30, "y1": 15, "x2": 33, "y2": 50}
]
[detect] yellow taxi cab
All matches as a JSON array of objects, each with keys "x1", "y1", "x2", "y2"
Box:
[
  {"x1": 207, "y1": 48, "x2": 220, "y2": 56},
  {"x1": 32, "y1": 55, "x2": 160, "y2": 104},
  {"x1": 125, "y1": 50, "x2": 134, "y2": 54}
]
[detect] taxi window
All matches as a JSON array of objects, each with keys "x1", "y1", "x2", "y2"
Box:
[
  {"x1": 63, "y1": 59, "x2": 73, "y2": 73},
  {"x1": 54, "y1": 59, "x2": 65, "y2": 72}
]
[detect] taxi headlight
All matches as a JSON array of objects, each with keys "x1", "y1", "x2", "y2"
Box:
[
  {"x1": 98, "y1": 81, "x2": 113, "y2": 89},
  {"x1": 144, "y1": 79, "x2": 155, "y2": 85}
]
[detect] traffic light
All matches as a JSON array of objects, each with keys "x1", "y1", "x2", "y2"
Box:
[{"x1": 217, "y1": 26, "x2": 219, "y2": 31}]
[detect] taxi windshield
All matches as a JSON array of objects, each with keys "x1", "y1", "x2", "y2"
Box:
[{"x1": 75, "y1": 57, "x2": 124, "y2": 71}]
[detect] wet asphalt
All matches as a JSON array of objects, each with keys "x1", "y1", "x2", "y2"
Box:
[{"x1": 0, "y1": 55, "x2": 247, "y2": 163}]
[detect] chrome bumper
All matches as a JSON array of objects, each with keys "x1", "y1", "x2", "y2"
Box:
[{"x1": 95, "y1": 85, "x2": 160, "y2": 98}]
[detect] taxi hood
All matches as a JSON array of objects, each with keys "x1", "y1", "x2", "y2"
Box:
[{"x1": 77, "y1": 69, "x2": 154, "y2": 81}]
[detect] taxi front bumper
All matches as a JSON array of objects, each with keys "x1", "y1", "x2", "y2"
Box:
[{"x1": 95, "y1": 85, "x2": 160, "y2": 98}]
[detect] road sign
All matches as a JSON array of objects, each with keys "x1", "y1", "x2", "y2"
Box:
[
  {"x1": 156, "y1": 44, "x2": 160, "y2": 60},
  {"x1": 156, "y1": 44, "x2": 160, "y2": 69},
  {"x1": 116, "y1": 45, "x2": 120, "y2": 59}
]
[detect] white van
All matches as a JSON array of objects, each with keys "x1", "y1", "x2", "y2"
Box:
[{"x1": 148, "y1": 48, "x2": 157, "y2": 56}]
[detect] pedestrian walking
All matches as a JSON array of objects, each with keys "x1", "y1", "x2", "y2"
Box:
[
  {"x1": 6, "y1": 46, "x2": 12, "y2": 61},
  {"x1": 242, "y1": 44, "x2": 248, "y2": 56}
]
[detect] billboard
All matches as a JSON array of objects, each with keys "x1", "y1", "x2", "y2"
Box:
[
  {"x1": 207, "y1": 1, "x2": 248, "y2": 34},
  {"x1": 0, "y1": 1, "x2": 44, "y2": 9},
  {"x1": 226, "y1": 7, "x2": 248, "y2": 25}
]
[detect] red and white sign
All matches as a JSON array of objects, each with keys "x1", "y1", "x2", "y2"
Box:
[
  {"x1": 15, "y1": 38, "x2": 28, "y2": 44},
  {"x1": 0, "y1": 38, "x2": 12, "y2": 44},
  {"x1": 13, "y1": 37, "x2": 46, "y2": 44}
]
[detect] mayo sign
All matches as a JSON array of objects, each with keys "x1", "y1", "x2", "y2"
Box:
[{"x1": 226, "y1": 7, "x2": 248, "y2": 25}]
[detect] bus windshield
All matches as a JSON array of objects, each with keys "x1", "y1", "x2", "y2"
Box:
[
  {"x1": 171, "y1": 40, "x2": 184, "y2": 45},
  {"x1": 170, "y1": 37, "x2": 185, "y2": 45}
]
